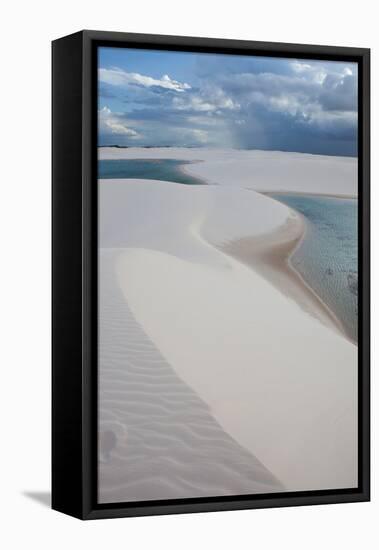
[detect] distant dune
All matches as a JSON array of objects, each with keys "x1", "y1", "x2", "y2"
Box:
[{"x1": 99, "y1": 146, "x2": 358, "y2": 197}]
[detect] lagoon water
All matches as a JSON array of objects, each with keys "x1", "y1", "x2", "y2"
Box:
[
  {"x1": 271, "y1": 194, "x2": 358, "y2": 343},
  {"x1": 99, "y1": 158, "x2": 204, "y2": 185},
  {"x1": 99, "y1": 158, "x2": 358, "y2": 343}
]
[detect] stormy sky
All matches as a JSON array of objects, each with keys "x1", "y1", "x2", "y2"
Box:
[{"x1": 98, "y1": 47, "x2": 358, "y2": 156}]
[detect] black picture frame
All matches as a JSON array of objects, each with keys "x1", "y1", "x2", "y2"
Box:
[{"x1": 52, "y1": 30, "x2": 370, "y2": 520}]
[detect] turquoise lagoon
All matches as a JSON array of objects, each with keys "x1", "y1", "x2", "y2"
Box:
[
  {"x1": 270, "y1": 194, "x2": 358, "y2": 342},
  {"x1": 99, "y1": 159, "x2": 358, "y2": 342},
  {"x1": 99, "y1": 159, "x2": 204, "y2": 185}
]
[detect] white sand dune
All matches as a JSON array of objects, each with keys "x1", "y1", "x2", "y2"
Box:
[
  {"x1": 99, "y1": 247, "x2": 283, "y2": 503},
  {"x1": 99, "y1": 177, "x2": 358, "y2": 496},
  {"x1": 99, "y1": 146, "x2": 357, "y2": 197}
]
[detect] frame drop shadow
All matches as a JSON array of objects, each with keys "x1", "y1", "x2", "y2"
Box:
[{"x1": 23, "y1": 491, "x2": 51, "y2": 508}]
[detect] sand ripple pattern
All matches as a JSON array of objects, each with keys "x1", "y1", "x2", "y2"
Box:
[{"x1": 99, "y1": 248, "x2": 282, "y2": 503}]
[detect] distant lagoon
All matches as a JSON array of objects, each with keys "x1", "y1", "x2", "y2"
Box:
[
  {"x1": 99, "y1": 159, "x2": 358, "y2": 342},
  {"x1": 99, "y1": 159, "x2": 204, "y2": 185}
]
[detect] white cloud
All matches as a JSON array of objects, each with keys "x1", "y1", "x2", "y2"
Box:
[
  {"x1": 99, "y1": 106, "x2": 140, "y2": 137},
  {"x1": 300, "y1": 108, "x2": 358, "y2": 129},
  {"x1": 220, "y1": 66, "x2": 357, "y2": 121},
  {"x1": 172, "y1": 87, "x2": 239, "y2": 112},
  {"x1": 189, "y1": 128, "x2": 209, "y2": 143},
  {"x1": 292, "y1": 61, "x2": 313, "y2": 73},
  {"x1": 99, "y1": 68, "x2": 191, "y2": 92},
  {"x1": 291, "y1": 60, "x2": 354, "y2": 86}
]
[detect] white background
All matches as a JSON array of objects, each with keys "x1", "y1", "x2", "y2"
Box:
[{"x1": 1, "y1": 0, "x2": 376, "y2": 547}]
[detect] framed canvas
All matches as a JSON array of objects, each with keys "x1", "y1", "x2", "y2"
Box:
[{"x1": 52, "y1": 30, "x2": 370, "y2": 520}]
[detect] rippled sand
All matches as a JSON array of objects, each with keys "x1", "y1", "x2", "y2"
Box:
[{"x1": 99, "y1": 249, "x2": 282, "y2": 503}]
